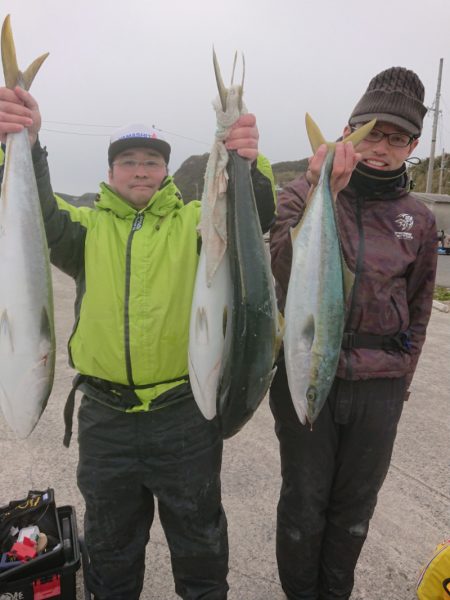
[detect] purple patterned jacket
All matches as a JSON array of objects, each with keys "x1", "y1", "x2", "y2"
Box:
[{"x1": 270, "y1": 174, "x2": 437, "y2": 389}]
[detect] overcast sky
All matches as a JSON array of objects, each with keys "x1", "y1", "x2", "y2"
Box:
[{"x1": 2, "y1": 0, "x2": 450, "y2": 195}]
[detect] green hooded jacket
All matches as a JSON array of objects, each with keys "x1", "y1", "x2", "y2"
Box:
[{"x1": 29, "y1": 143, "x2": 275, "y2": 410}]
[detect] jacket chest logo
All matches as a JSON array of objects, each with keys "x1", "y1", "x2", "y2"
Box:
[{"x1": 394, "y1": 213, "x2": 414, "y2": 240}]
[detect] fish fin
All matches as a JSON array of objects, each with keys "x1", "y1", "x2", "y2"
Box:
[
  {"x1": 305, "y1": 113, "x2": 329, "y2": 153},
  {"x1": 194, "y1": 307, "x2": 209, "y2": 345},
  {"x1": 290, "y1": 219, "x2": 303, "y2": 243},
  {"x1": 0, "y1": 309, "x2": 14, "y2": 353},
  {"x1": 1, "y1": 15, "x2": 20, "y2": 89},
  {"x1": 40, "y1": 306, "x2": 53, "y2": 342},
  {"x1": 342, "y1": 119, "x2": 377, "y2": 147},
  {"x1": 22, "y1": 53, "x2": 49, "y2": 91},
  {"x1": 213, "y1": 47, "x2": 227, "y2": 111},
  {"x1": 222, "y1": 306, "x2": 228, "y2": 338},
  {"x1": 1, "y1": 15, "x2": 48, "y2": 90},
  {"x1": 274, "y1": 311, "x2": 285, "y2": 361},
  {"x1": 301, "y1": 314, "x2": 315, "y2": 351},
  {"x1": 305, "y1": 114, "x2": 376, "y2": 154}
]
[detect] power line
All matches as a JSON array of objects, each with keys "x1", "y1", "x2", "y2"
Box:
[
  {"x1": 43, "y1": 119, "x2": 118, "y2": 128},
  {"x1": 41, "y1": 127, "x2": 110, "y2": 137},
  {"x1": 41, "y1": 119, "x2": 210, "y2": 146}
]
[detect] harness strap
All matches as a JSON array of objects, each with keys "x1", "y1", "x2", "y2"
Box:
[
  {"x1": 341, "y1": 331, "x2": 411, "y2": 352},
  {"x1": 63, "y1": 373, "x2": 189, "y2": 448},
  {"x1": 63, "y1": 374, "x2": 86, "y2": 448}
]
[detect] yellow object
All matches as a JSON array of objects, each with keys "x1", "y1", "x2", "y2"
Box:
[{"x1": 417, "y1": 539, "x2": 450, "y2": 599}]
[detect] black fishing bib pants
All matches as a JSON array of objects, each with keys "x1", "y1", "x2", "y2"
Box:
[
  {"x1": 77, "y1": 386, "x2": 229, "y2": 600},
  {"x1": 269, "y1": 360, "x2": 405, "y2": 600}
]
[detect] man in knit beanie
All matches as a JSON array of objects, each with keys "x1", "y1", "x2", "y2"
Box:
[{"x1": 270, "y1": 67, "x2": 437, "y2": 600}]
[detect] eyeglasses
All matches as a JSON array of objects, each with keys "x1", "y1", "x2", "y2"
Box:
[
  {"x1": 113, "y1": 159, "x2": 166, "y2": 172},
  {"x1": 350, "y1": 126, "x2": 417, "y2": 148}
]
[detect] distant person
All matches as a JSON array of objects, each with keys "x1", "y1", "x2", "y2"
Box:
[
  {"x1": 270, "y1": 67, "x2": 438, "y2": 599},
  {"x1": 0, "y1": 84, "x2": 275, "y2": 600}
]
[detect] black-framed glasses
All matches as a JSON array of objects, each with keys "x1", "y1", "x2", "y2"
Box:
[{"x1": 350, "y1": 126, "x2": 417, "y2": 148}]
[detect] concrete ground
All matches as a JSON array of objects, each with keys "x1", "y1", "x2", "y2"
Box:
[
  {"x1": 437, "y1": 253, "x2": 450, "y2": 287},
  {"x1": 0, "y1": 266, "x2": 449, "y2": 600}
]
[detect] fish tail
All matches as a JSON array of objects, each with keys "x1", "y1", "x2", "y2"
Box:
[
  {"x1": 305, "y1": 113, "x2": 327, "y2": 153},
  {"x1": 22, "y1": 53, "x2": 49, "y2": 90},
  {"x1": 1, "y1": 15, "x2": 48, "y2": 90},
  {"x1": 342, "y1": 119, "x2": 377, "y2": 146},
  {"x1": 305, "y1": 114, "x2": 376, "y2": 153}
]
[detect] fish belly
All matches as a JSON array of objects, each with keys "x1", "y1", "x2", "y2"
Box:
[
  {"x1": 188, "y1": 248, "x2": 231, "y2": 420},
  {"x1": 0, "y1": 131, "x2": 55, "y2": 438},
  {"x1": 284, "y1": 180, "x2": 344, "y2": 426}
]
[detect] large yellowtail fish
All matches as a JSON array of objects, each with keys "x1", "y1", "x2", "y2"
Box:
[
  {"x1": 0, "y1": 15, "x2": 55, "y2": 438},
  {"x1": 189, "y1": 52, "x2": 278, "y2": 437},
  {"x1": 213, "y1": 52, "x2": 278, "y2": 438},
  {"x1": 187, "y1": 50, "x2": 237, "y2": 421},
  {"x1": 284, "y1": 115, "x2": 375, "y2": 426}
]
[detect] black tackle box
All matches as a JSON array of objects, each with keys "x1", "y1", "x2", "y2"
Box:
[
  {"x1": 0, "y1": 505, "x2": 81, "y2": 599},
  {"x1": 0, "y1": 489, "x2": 63, "y2": 581}
]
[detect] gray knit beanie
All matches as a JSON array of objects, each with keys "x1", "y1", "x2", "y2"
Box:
[{"x1": 349, "y1": 67, "x2": 427, "y2": 136}]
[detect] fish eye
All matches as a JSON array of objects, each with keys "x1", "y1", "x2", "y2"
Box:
[{"x1": 306, "y1": 386, "x2": 317, "y2": 402}]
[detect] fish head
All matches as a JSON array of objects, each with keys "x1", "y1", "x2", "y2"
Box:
[{"x1": 306, "y1": 347, "x2": 339, "y2": 425}]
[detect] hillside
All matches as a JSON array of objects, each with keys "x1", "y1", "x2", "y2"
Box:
[
  {"x1": 407, "y1": 153, "x2": 449, "y2": 194},
  {"x1": 54, "y1": 153, "x2": 449, "y2": 207},
  {"x1": 173, "y1": 153, "x2": 209, "y2": 202},
  {"x1": 173, "y1": 154, "x2": 309, "y2": 202},
  {"x1": 56, "y1": 192, "x2": 97, "y2": 207}
]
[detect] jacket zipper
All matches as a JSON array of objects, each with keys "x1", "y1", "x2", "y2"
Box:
[
  {"x1": 124, "y1": 213, "x2": 145, "y2": 384},
  {"x1": 344, "y1": 197, "x2": 365, "y2": 379}
]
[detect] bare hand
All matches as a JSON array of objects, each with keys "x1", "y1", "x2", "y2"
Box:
[
  {"x1": 224, "y1": 113, "x2": 259, "y2": 161},
  {"x1": 0, "y1": 86, "x2": 41, "y2": 146},
  {"x1": 306, "y1": 141, "x2": 361, "y2": 199}
]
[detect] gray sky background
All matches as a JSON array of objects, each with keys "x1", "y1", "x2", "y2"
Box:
[{"x1": 2, "y1": 0, "x2": 450, "y2": 196}]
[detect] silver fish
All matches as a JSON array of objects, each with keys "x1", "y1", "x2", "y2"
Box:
[
  {"x1": 216, "y1": 149, "x2": 279, "y2": 438},
  {"x1": 188, "y1": 50, "x2": 243, "y2": 421},
  {"x1": 284, "y1": 114, "x2": 375, "y2": 426},
  {"x1": 189, "y1": 51, "x2": 279, "y2": 437},
  {"x1": 0, "y1": 15, "x2": 55, "y2": 438},
  {"x1": 212, "y1": 52, "x2": 279, "y2": 438}
]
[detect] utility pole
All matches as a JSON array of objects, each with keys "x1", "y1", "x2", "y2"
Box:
[
  {"x1": 438, "y1": 149, "x2": 446, "y2": 194},
  {"x1": 426, "y1": 58, "x2": 444, "y2": 193}
]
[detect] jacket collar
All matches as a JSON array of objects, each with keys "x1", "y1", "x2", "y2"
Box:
[
  {"x1": 348, "y1": 162, "x2": 411, "y2": 199},
  {"x1": 95, "y1": 176, "x2": 183, "y2": 218}
]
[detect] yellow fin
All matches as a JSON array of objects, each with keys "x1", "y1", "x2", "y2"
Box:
[
  {"x1": 342, "y1": 119, "x2": 377, "y2": 147},
  {"x1": 305, "y1": 113, "x2": 328, "y2": 153},
  {"x1": 274, "y1": 311, "x2": 285, "y2": 361},
  {"x1": 1, "y1": 15, "x2": 48, "y2": 90},
  {"x1": 22, "y1": 53, "x2": 49, "y2": 90},
  {"x1": 290, "y1": 218, "x2": 303, "y2": 243},
  {"x1": 305, "y1": 113, "x2": 377, "y2": 153}
]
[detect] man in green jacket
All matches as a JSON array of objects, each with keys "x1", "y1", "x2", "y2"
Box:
[{"x1": 0, "y1": 85, "x2": 276, "y2": 600}]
